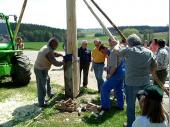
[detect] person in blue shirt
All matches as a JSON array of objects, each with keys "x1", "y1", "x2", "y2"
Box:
[{"x1": 78, "y1": 40, "x2": 91, "y2": 88}]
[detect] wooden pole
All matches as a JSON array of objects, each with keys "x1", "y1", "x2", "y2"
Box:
[
  {"x1": 65, "y1": 0, "x2": 79, "y2": 98},
  {"x1": 13, "y1": 0, "x2": 27, "y2": 41},
  {"x1": 83, "y1": 0, "x2": 116, "y2": 41},
  {"x1": 91, "y1": 0, "x2": 126, "y2": 41}
]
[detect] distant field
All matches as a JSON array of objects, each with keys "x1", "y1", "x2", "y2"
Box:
[
  {"x1": 24, "y1": 32, "x2": 168, "y2": 51},
  {"x1": 24, "y1": 36, "x2": 109, "y2": 51},
  {"x1": 24, "y1": 42, "x2": 64, "y2": 51},
  {"x1": 24, "y1": 41, "x2": 97, "y2": 51},
  {"x1": 153, "y1": 32, "x2": 169, "y2": 40}
]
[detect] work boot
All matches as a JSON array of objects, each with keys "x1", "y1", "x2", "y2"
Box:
[{"x1": 48, "y1": 93, "x2": 55, "y2": 99}]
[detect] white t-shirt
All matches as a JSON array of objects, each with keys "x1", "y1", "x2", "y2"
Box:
[{"x1": 132, "y1": 116, "x2": 168, "y2": 127}]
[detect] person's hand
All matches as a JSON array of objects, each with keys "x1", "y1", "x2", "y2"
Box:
[
  {"x1": 106, "y1": 74, "x2": 111, "y2": 79},
  {"x1": 104, "y1": 67, "x2": 108, "y2": 72}
]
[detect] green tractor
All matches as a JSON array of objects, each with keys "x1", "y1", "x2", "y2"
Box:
[{"x1": 0, "y1": 13, "x2": 31, "y2": 85}]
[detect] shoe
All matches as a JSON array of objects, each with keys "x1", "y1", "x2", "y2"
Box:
[
  {"x1": 48, "y1": 93, "x2": 55, "y2": 99},
  {"x1": 99, "y1": 110, "x2": 105, "y2": 116},
  {"x1": 114, "y1": 106, "x2": 124, "y2": 111},
  {"x1": 83, "y1": 83, "x2": 87, "y2": 88},
  {"x1": 123, "y1": 122, "x2": 127, "y2": 127},
  {"x1": 100, "y1": 107, "x2": 110, "y2": 111},
  {"x1": 83, "y1": 85, "x2": 87, "y2": 88},
  {"x1": 39, "y1": 101, "x2": 49, "y2": 108},
  {"x1": 39, "y1": 103, "x2": 49, "y2": 108},
  {"x1": 116, "y1": 107, "x2": 124, "y2": 111}
]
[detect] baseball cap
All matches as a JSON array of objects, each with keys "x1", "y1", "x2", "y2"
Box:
[{"x1": 136, "y1": 85, "x2": 163, "y2": 102}]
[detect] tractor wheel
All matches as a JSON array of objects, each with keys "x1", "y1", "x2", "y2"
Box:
[{"x1": 11, "y1": 54, "x2": 31, "y2": 86}]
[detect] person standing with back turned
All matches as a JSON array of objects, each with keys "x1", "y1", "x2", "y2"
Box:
[{"x1": 116, "y1": 34, "x2": 157, "y2": 127}]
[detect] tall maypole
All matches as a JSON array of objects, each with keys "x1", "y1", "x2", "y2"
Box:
[{"x1": 64, "y1": 0, "x2": 80, "y2": 98}]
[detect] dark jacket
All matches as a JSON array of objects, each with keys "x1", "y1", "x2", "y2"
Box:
[{"x1": 78, "y1": 47, "x2": 91, "y2": 63}]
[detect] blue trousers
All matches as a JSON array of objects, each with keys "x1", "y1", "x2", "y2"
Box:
[
  {"x1": 125, "y1": 85, "x2": 147, "y2": 127},
  {"x1": 93, "y1": 63, "x2": 104, "y2": 92},
  {"x1": 101, "y1": 74, "x2": 124, "y2": 109},
  {"x1": 34, "y1": 68, "x2": 52, "y2": 106},
  {"x1": 101, "y1": 60, "x2": 125, "y2": 109}
]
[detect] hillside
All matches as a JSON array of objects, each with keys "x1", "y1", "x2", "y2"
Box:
[
  {"x1": 11, "y1": 23, "x2": 66, "y2": 42},
  {"x1": 10, "y1": 23, "x2": 169, "y2": 42}
]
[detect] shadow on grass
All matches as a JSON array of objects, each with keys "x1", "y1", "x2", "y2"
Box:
[
  {"x1": 0, "y1": 82, "x2": 28, "y2": 89},
  {"x1": 82, "y1": 97, "x2": 124, "y2": 125},
  {"x1": 83, "y1": 109, "x2": 122, "y2": 125},
  {"x1": 0, "y1": 104, "x2": 42, "y2": 127},
  {"x1": 77, "y1": 87, "x2": 98, "y2": 98}
]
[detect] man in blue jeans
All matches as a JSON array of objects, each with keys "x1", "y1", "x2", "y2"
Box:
[
  {"x1": 114, "y1": 34, "x2": 157, "y2": 127},
  {"x1": 99, "y1": 39, "x2": 125, "y2": 111},
  {"x1": 34, "y1": 37, "x2": 64, "y2": 107},
  {"x1": 91, "y1": 40, "x2": 107, "y2": 92}
]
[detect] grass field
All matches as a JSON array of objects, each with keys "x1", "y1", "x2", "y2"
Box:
[
  {"x1": 24, "y1": 32, "x2": 169, "y2": 51},
  {"x1": 0, "y1": 82, "x2": 141, "y2": 127},
  {"x1": 24, "y1": 36, "x2": 109, "y2": 51}
]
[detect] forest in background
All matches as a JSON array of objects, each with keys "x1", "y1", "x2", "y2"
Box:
[{"x1": 11, "y1": 23, "x2": 169, "y2": 42}]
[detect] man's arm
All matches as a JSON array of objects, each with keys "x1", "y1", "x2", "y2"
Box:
[
  {"x1": 54, "y1": 51, "x2": 63, "y2": 57},
  {"x1": 46, "y1": 51, "x2": 64, "y2": 67},
  {"x1": 90, "y1": 49, "x2": 95, "y2": 71},
  {"x1": 106, "y1": 51, "x2": 118, "y2": 79},
  {"x1": 107, "y1": 66, "x2": 117, "y2": 79}
]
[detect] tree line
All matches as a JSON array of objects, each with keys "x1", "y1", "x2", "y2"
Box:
[
  {"x1": 11, "y1": 23, "x2": 66, "y2": 42},
  {"x1": 10, "y1": 23, "x2": 168, "y2": 42},
  {"x1": 109, "y1": 25, "x2": 169, "y2": 34}
]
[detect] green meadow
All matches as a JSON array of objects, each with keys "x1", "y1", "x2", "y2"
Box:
[
  {"x1": 24, "y1": 36, "x2": 109, "y2": 51},
  {"x1": 24, "y1": 32, "x2": 169, "y2": 51}
]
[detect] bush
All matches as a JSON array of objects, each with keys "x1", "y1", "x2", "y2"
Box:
[
  {"x1": 77, "y1": 32, "x2": 86, "y2": 38},
  {"x1": 94, "y1": 33, "x2": 105, "y2": 37}
]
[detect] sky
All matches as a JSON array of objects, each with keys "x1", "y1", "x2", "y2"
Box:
[{"x1": 0, "y1": 0, "x2": 169, "y2": 29}]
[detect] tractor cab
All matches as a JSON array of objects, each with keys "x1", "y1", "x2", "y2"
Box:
[
  {"x1": 0, "y1": 13, "x2": 31, "y2": 86},
  {"x1": 0, "y1": 13, "x2": 15, "y2": 50}
]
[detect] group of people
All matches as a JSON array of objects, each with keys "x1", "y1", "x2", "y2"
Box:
[
  {"x1": 34, "y1": 34, "x2": 169, "y2": 127},
  {"x1": 77, "y1": 34, "x2": 169, "y2": 127}
]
